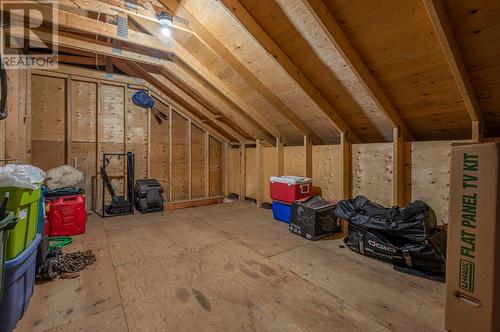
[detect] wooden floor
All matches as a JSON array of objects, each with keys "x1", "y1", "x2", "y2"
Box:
[{"x1": 16, "y1": 201, "x2": 444, "y2": 331}]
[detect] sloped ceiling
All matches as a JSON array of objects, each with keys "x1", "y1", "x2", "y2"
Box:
[{"x1": 13, "y1": 0, "x2": 499, "y2": 144}]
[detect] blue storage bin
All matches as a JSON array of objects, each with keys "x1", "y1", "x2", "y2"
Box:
[
  {"x1": 272, "y1": 201, "x2": 292, "y2": 224},
  {"x1": 0, "y1": 234, "x2": 41, "y2": 332},
  {"x1": 37, "y1": 187, "x2": 48, "y2": 234}
]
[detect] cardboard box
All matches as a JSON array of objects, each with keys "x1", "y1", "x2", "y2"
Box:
[{"x1": 445, "y1": 143, "x2": 500, "y2": 331}]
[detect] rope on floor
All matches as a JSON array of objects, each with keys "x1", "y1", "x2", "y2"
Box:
[{"x1": 38, "y1": 249, "x2": 96, "y2": 280}]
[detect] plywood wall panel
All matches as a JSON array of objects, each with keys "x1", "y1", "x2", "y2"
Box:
[
  {"x1": 262, "y1": 146, "x2": 278, "y2": 203},
  {"x1": 31, "y1": 75, "x2": 66, "y2": 142},
  {"x1": 126, "y1": 88, "x2": 148, "y2": 145},
  {"x1": 129, "y1": 143, "x2": 148, "y2": 180},
  {"x1": 31, "y1": 75, "x2": 65, "y2": 169},
  {"x1": 126, "y1": 88, "x2": 149, "y2": 180},
  {"x1": 191, "y1": 124, "x2": 206, "y2": 199},
  {"x1": 71, "y1": 80, "x2": 97, "y2": 143},
  {"x1": 209, "y1": 137, "x2": 223, "y2": 197},
  {"x1": 284, "y1": 146, "x2": 306, "y2": 176},
  {"x1": 228, "y1": 147, "x2": 240, "y2": 196},
  {"x1": 72, "y1": 142, "x2": 96, "y2": 209},
  {"x1": 101, "y1": 84, "x2": 125, "y2": 143},
  {"x1": 150, "y1": 103, "x2": 170, "y2": 200},
  {"x1": 411, "y1": 141, "x2": 452, "y2": 224},
  {"x1": 171, "y1": 111, "x2": 189, "y2": 201},
  {"x1": 31, "y1": 140, "x2": 65, "y2": 170},
  {"x1": 244, "y1": 147, "x2": 256, "y2": 199},
  {"x1": 313, "y1": 145, "x2": 342, "y2": 200},
  {"x1": 352, "y1": 143, "x2": 393, "y2": 206}
]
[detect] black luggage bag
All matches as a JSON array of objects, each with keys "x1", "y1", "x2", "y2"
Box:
[
  {"x1": 344, "y1": 223, "x2": 446, "y2": 276},
  {"x1": 335, "y1": 195, "x2": 437, "y2": 243}
]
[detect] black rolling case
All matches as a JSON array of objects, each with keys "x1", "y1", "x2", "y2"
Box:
[{"x1": 134, "y1": 179, "x2": 164, "y2": 214}]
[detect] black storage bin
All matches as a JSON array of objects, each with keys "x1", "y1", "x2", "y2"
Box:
[
  {"x1": 289, "y1": 197, "x2": 340, "y2": 240},
  {"x1": 134, "y1": 179, "x2": 164, "y2": 214}
]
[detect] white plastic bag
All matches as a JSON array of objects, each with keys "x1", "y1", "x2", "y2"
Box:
[{"x1": 0, "y1": 164, "x2": 46, "y2": 189}]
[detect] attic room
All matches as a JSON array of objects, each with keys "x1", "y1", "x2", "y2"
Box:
[{"x1": 0, "y1": 0, "x2": 498, "y2": 331}]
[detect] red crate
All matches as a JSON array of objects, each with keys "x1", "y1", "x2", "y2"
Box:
[
  {"x1": 270, "y1": 176, "x2": 312, "y2": 204},
  {"x1": 47, "y1": 195, "x2": 87, "y2": 237}
]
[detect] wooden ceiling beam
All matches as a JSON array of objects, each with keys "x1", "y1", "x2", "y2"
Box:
[
  {"x1": 129, "y1": 15, "x2": 279, "y2": 145},
  {"x1": 11, "y1": 2, "x2": 278, "y2": 144},
  {"x1": 150, "y1": 71, "x2": 255, "y2": 141},
  {"x1": 57, "y1": 55, "x2": 106, "y2": 66},
  {"x1": 157, "y1": 0, "x2": 324, "y2": 144},
  {"x1": 7, "y1": 27, "x2": 164, "y2": 67},
  {"x1": 219, "y1": 0, "x2": 361, "y2": 143},
  {"x1": 9, "y1": 2, "x2": 174, "y2": 57},
  {"x1": 423, "y1": 0, "x2": 487, "y2": 139},
  {"x1": 301, "y1": 0, "x2": 414, "y2": 141},
  {"x1": 112, "y1": 58, "x2": 243, "y2": 143}
]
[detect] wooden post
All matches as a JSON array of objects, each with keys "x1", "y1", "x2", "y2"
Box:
[
  {"x1": 147, "y1": 89, "x2": 151, "y2": 178},
  {"x1": 340, "y1": 132, "x2": 352, "y2": 233},
  {"x1": 205, "y1": 131, "x2": 210, "y2": 198},
  {"x1": 223, "y1": 142, "x2": 230, "y2": 197},
  {"x1": 188, "y1": 120, "x2": 192, "y2": 200},
  {"x1": 26, "y1": 70, "x2": 32, "y2": 164},
  {"x1": 239, "y1": 143, "x2": 246, "y2": 201},
  {"x1": 472, "y1": 120, "x2": 482, "y2": 143},
  {"x1": 95, "y1": 81, "x2": 102, "y2": 214},
  {"x1": 340, "y1": 132, "x2": 352, "y2": 200},
  {"x1": 304, "y1": 135, "x2": 313, "y2": 178},
  {"x1": 168, "y1": 105, "x2": 173, "y2": 202},
  {"x1": 393, "y1": 127, "x2": 405, "y2": 206},
  {"x1": 276, "y1": 136, "x2": 284, "y2": 176},
  {"x1": 256, "y1": 140, "x2": 264, "y2": 207},
  {"x1": 122, "y1": 84, "x2": 127, "y2": 196},
  {"x1": 65, "y1": 76, "x2": 73, "y2": 164}
]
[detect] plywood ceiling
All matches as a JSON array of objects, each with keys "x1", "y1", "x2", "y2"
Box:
[
  {"x1": 443, "y1": 0, "x2": 500, "y2": 135},
  {"x1": 10, "y1": 0, "x2": 499, "y2": 144}
]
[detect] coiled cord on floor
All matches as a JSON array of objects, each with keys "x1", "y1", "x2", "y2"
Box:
[{"x1": 38, "y1": 249, "x2": 96, "y2": 281}]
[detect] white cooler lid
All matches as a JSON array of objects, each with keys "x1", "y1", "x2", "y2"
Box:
[{"x1": 269, "y1": 176, "x2": 312, "y2": 184}]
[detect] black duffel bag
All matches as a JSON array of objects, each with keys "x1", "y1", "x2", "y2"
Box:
[
  {"x1": 335, "y1": 196, "x2": 437, "y2": 243},
  {"x1": 344, "y1": 223, "x2": 446, "y2": 276}
]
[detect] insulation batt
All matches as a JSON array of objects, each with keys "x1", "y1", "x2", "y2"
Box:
[{"x1": 46, "y1": 165, "x2": 84, "y2": 190}]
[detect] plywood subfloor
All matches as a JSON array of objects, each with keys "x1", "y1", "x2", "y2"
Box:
[{"x1": 15, "y1": 202, "x2": 444, "y2": 332}]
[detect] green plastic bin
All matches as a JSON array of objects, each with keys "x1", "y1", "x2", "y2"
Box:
[
  {"x1": 0, "y1": 212, "x2": 18, "y2": 299},
  {"x1": 0, "y1": 187, "x2": 40, "y2": 260}
]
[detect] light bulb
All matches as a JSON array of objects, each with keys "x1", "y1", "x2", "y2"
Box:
[{"x1": 161, "y1": 27, "x2": 170, "y2": 37}]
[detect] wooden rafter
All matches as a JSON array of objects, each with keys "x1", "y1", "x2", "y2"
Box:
[
  {"x1": 111, "y1": 58, "x2": 241, "y2": 143},
  {"x1": 129, "y1": 15, "x2": 279, "y2": 145},
  {"x1": 423, "y1": 0, "x2": 486, "y2": 140},
  {"x1": 10, "y1": 2, "x2": 280, "y2": 145},
  {"x1": 219, "y1": 0, "x2": 361, "y2": 143},
  {"x1": 9, "y1": 2, "x2": 174, "y2": 57},
  {"x1": 58, "y1": 55, "x2": 106, "y2": 66},
  {"x1": 150, "y1": 72, "x2": 255, "y2": 141},
  {"x1": 7, "y1": 26, "x2": 164, "y2": 67},
  {"x1": 157, "y1": 0, "x2": 324, "y2": 144},
  {"x1": 7, "y1": 8, "x2": 255, "y2": 142},
  {"x1": 301, "y1": 0, "x2": 414, "y2": 141}
]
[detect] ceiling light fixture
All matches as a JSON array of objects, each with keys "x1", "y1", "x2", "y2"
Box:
[
  {"x1": 161, "y1": 27, "x2": 171, "y2": 37},
  {"x1": 157, "y1": 11, "x2": 173, "y2": 27}
]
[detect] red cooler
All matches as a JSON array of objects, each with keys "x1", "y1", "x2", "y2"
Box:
[
  {"x1": 270, "y1": 176, "x2": 312, "y2": 204},
  {"x1": 47, "y1": 195, "x2": 87, "y2": 237}
]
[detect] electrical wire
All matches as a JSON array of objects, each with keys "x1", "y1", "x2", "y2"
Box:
[{"x1": 95, "y1": 5, "x2": 102, "y2": 71}]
